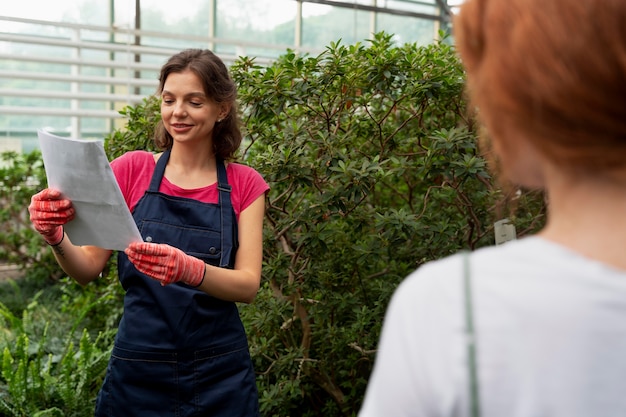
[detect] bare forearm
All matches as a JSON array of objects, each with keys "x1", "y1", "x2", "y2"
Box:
[
  {"x1": 196, "y1": 264, "x2": 261, "y2": 304},
  {"x1": 49, "y1": 231, "x2": 112, "y2": 285}
]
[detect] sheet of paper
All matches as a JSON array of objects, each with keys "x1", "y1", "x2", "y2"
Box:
[{"x1": 37, "y1": 129, "x2": 142, "y2": 251}]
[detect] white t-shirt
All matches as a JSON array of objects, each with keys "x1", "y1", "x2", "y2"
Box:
[{"x1": 359, "y1": 237, "x2": 626, "y2": 417}]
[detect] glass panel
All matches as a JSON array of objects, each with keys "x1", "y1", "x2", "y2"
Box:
[
  {"x1": 215, "y1": 0, "x2": 296, "y2": 60},
  {"x1": 383, "y1": 0, "x2": 439, "y2": 15},
  {"x1": 382, "y1": 0, "x2": 438, "y2": 10},
  {"x1": 140, "y1": 0, "x2": 211, "y2": 39},
  {"x1": 2, "y1": 0, "x2": 111, "y2": 25},
  {"x1": 301, "y1": 4, "x2": 372, "y2": 48},
  {"x1": 376, "y1": 13, "x2": 437, "y2": 45},
  {"x1": 0, "y1": 0, "x2": 453, "y2": 149},
  {"x1": 113, "y1": 0, "x2": 134, "y2": 27},
  {"x1": 2, "y1": 0, "x2": 84, "y2": 22}
]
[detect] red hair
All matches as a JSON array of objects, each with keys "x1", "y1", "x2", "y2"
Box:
[{"x1": 454, "y1": 0, "x2": 626, "y2": 173}]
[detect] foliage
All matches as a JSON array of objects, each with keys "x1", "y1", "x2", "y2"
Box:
[
  {"x1": 0, "y1": 274, "x2": 118, "y2": 417},
  {"x1": 0, "y1": 86, "x2": 143, "y2": 417},
  {"x1": 104, "y1": 95, "x2": 161, "y2": 158},
  {"x1": 0, "y1": 148, "x2": 124, "y2": 415},
  {"x1": 229, "y1": 32, "x2": 545, "y2": 415},
  {"x1": 0, "y1": 151, "x2": 65, "y2": 281}
]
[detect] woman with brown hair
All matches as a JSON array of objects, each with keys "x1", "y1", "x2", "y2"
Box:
[
  {"x1": 29, "y1": 49, "x2": 268, "y2": 416},
  {"x1": 359, "y1": 0, "x2": 626, "y2": 415}
]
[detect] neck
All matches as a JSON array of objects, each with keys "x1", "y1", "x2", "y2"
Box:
[
  {"x1": 539, "y1": 167, "x2": 626, "y2": 269},
  {"x1": 163, "y1": 144, "x2": 217, "y2": 189},
  {"x1": 168, "y1": 144, "x2": 215, "y2": 170}
]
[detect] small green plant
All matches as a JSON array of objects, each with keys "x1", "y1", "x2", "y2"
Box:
[{"x1": 0, "y1": 293, "x2": 114, "y2": 417}]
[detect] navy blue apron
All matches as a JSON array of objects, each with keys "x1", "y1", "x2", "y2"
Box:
[{"x1": 95, "y1": 150, "x2": 259, "y2": 417}]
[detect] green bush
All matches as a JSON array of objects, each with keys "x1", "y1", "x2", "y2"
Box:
[{"x1": 229, "y1": 32, "x2": 545, "y2": 415}]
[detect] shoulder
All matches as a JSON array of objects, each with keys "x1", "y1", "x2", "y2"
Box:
[
  {"x1": 111, "y1": 151, "x2": 157, "y2": 181},
  {"x1": 360, "y1": 251, "x2": 469, "y2": 416},
  {"x1": 226, "y1": 162, "x2": 269, "y2": 193},
  {"x1": 111, "y1": 150, "x2": 155, "y2": 168},
  {"x1": 362, "y1": 243, "x2": 536, "y2": 416},
  {"x1": 110, "y1": 150, "x2": 156, "y2": 178},
  {"x1": 110, "y1": 151, "x2": 156, "y2": 210},
  {"x1": 388, "y1": 237, "x2": 554, "y2": 319},
  {"x1": 391, "y1": 236, "x2": 603, "y2": 332},
  {"x1": 226, "y1": 162, "x2": 265, "y2": 180},
  {"x1": 396, "y1": 237, "x2": 549, "y2": 298},
  {"x1": 225, "y1": 161, "x2": 269, "y2": 212}
]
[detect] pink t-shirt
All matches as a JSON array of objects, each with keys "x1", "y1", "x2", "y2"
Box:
[{"x1": 110, "y1": 150, "x2": 269, "y2": 220}]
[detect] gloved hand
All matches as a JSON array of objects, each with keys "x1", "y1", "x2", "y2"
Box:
[
  {"x1": 125, "y1": 242, "x2": 206, "y2": 287},
  {"x1": 28, "y1": 188, "x2": 75, "y2": 245}
]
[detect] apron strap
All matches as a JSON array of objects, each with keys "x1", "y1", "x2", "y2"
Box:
[
  {"x1": 147, "y1": 150, "x2": 236, "y2": 268},
  {"x1": 149, "y1": 149, "x2": 170, "y2": 192},
  {"x1": 216, "y1": 158, "x2": 236, "y2": 268}
]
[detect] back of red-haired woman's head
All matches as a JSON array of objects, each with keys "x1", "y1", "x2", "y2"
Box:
[{"x1": 454, "y1": 0, "x2": 626, "y2": 173}]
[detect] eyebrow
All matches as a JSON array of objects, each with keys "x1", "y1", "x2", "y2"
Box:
[{"x1": 161, "y1": 90, "x2": 207, "y2": 99}]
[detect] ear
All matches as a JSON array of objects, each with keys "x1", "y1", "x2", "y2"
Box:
[{"x1": 218, "y1": 103, "x2": 231, "y2": 120}]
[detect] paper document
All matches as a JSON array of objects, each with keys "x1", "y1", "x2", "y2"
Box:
[{"x1": 37, "y1": 129, "x2": 142, "y2": 251}]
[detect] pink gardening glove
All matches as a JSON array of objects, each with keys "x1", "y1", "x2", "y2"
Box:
[
  {"x1": 28, "y1": 188, "x2": 75, "y2": 245},
  {"x1": 125, "y1": 242, "x2": 206, "y2": 287}
]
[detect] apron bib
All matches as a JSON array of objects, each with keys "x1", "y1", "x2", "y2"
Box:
[{"x1": 95, "y1": 150, "x2": 259, "y2": 417}]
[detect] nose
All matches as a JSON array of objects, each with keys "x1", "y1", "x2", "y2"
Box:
[{"x1": 173, "y1": 103, "x2": 187, "y2": 117}]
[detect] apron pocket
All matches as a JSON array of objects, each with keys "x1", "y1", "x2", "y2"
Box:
[
  {"x1": 96, "y1": 346, "x2": 179, "y2": 417},
  {"x1": 193, "y1": 346, "x2": 259, "y2": 417}
]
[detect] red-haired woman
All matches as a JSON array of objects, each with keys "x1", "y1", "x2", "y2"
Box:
[{"x1": 360, "y1": 0, "x2": 626, "y2": 415}]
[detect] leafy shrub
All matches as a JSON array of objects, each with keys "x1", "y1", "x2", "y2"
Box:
[{"x1": 230, "y1": 32, "x2": 545, "y2": 415}]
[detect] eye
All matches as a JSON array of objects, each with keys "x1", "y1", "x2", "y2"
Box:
[
  {"x1": 189, "y1": 101, "x2": 202, "y2": 107},
  {"x1": 162, "y1": 98, "x2": 174, "y2": 105}
]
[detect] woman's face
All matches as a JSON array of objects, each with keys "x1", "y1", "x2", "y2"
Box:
[{"x1": 160, "y1": 69, "x2": 228, "y2": 146}]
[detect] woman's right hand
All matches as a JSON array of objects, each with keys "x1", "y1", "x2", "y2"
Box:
[{"x1": 28, "y1": 188, "x2": 75, "y2": 245}]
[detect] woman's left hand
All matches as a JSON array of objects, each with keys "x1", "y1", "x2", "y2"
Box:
[{"x1": 125, "y1": 242, "x2": 205, "y2": 287}]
